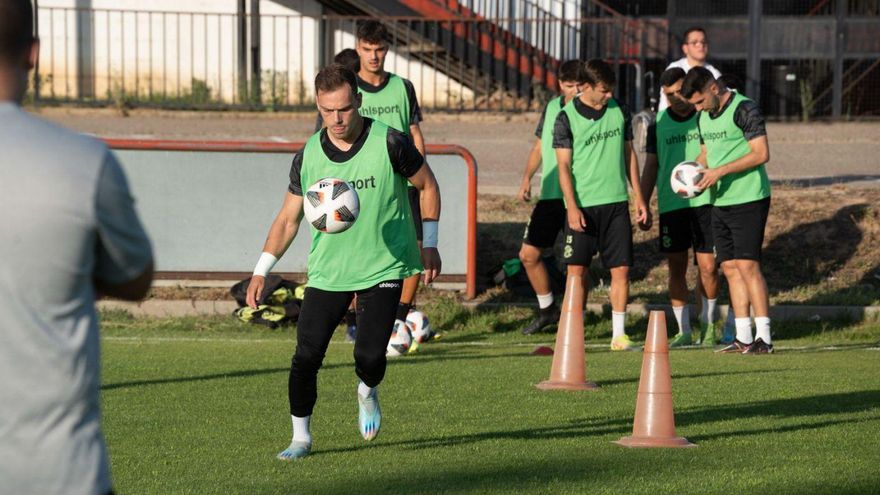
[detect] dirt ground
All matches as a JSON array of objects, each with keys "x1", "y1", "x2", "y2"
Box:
[{"x1": 34, "y1": 107, "x2": 880, "y2": 195}]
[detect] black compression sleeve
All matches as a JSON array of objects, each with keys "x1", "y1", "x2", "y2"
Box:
[{"x1": 387, "y1": 128, "x2": 424, "y2": 177}]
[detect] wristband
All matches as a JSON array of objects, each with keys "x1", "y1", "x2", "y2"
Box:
[
  {"x1": 253, "y1": 252, "x2": 278, "y2": 277},
  {"x1": 422, "y1": 221, "x2": 439, "y2": 249}
]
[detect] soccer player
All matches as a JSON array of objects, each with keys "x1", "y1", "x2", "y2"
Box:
[
  {"x1": 658, "y1": 27, "x2": 721, "y2": 112},
  {"x1": 245, "y1": 64, "x2": 441, "y2": 460},
  {"x1": 0, "y1": 1, "x2": 154, "y2": 492},
  {"x1": 641, "y1": 67, "x2": 720, "y2": 347},
  {"x1": 681, "y1": 67, "x2": 773, "y2": 354},
  {"x1": 518, "y1": 59, "x2": 583, "y2": 335},
  {"x1": 554, "y1": 59, "x2": 650, "y2": 351}
]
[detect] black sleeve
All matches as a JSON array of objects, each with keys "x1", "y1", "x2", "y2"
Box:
[
  {"x1": 534, "y1": 102, "x2": 549, "y2": 138},
  {"x1": 621, "y1": 103, "x2": 634, "y2": 141},
  {"x1": 314, "y1": 112, "x2": 323, "y2": 134},
  {"x1": 733, "y1": 100, "x2": 767, "y2": 141},
  {"x1": 552, "y1": 112, "x2": 573, "y2": 149},
  {"x1": 645, "y1": 121, "x2": 657, "y2": 154},
  {"x1": 403, "y1": 79, "x2": 423, "y2": 126},
  {"x1": 288, "y1": 152, "x2": 304, "y2": 196},
  {"x1": 387, "y1": 127, "x2": 424, "y2": 178}
]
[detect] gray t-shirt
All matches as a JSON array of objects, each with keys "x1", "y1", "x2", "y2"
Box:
[{"x1": 0, "y1": 102, "x2": 152, "y2": 495}]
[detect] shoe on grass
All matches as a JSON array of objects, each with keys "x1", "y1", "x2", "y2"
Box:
[
  {"x1": 668, "y1": 332, "x2": 693, "y2": 348},
  {"x1": 522, "y1": 307, "x2": 560, "y2": 335},
  {"x1": 715, "y1": 339, "x2": 750, "y2": 354},
  {"x1": 277, "y1": 441, "x2": 311, "y2": 461},
  {"x1": 699, "y1": 323, "x2": 716, "y2": 347},
  {"x1": 358, "y1": 386, "x2": 381, "y2": 441},
  {"x1": 611, "y1": 334, "x2": 639, "y2": 351},
  {"x1": 742, "y1": 338, "x2": 774, "y2": 355}
]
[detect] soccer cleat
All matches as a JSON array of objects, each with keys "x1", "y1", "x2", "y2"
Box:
[
  {"x1": 719, "y1": 323, "x2": 736, "y2": 345},
  {"x1": 358, "y1": 386, "x2": 381, "y2": 441},
  {"x1": 611, "y1": 334, "x2": 640, "y2": 351},
  {"x1": 407, "y1": 339, "x2": 421, "y2": 354},
  {"x1": 276, "y1": 441, "x2": 311, "y2": 461},
  {"x1": 699, "y1": 323, "x2": 717, "y2": 347},
  {"x1": 522, "y1": 307, "x2": 560, "y2": 335},
  {"x1": 715, "y1": 339, "x2": 750, "y2": 354},
  {"x1": 742, "y1": 338, "x2": 774, "y2": 355},
  {"x1": 345, "y1": 325, "x2": 357, "y2": 343},
  {"x1": 668, "y1": 332, "x2": 693, "y2": 348}
]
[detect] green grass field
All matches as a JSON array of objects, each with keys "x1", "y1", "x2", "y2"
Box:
[{"x1": 100, "y1": 306, "x2": 880, "y2": 494}]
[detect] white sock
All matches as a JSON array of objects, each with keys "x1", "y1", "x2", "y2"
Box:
[
  {"x1": 672, "y1": 305, "x2": 691, "y2": 335},
  {"x1": 291, "y1": 415, "x2": 311, "y2": 444},
  {"x1": 358, "y1": 381, "x2": 373, "y2": 398},
  {"x1": 703, "y1": 297, "x2": 717, "y2": 326},
  {"x1": 734, "y1": 317, "x2": 754, "y2": 345},
  {"x1": 612, "y1": 311, "x2": 626, "y2": 339},
  {"x1": 754, "y1": 316, "x2": 771, "y2": 344},
  {"x1": 536, "y1": 292, "x2": 554, "y2": 310}
]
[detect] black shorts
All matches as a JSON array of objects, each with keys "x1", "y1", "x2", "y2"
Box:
[
  {"x1": 658, "y1": 206, "x2": 714, "y2": 254},
  {"x1": 523, "y1": 199, "x2": 566, "y2": 248},
  {"x1": 712, "y1": 197, "x2": 771, "y2": 264},
  {"x1": 561, "y1": 201, "x2": 633, "y2": 268},
  {"x1": 408, "y1": 186, "x2": 423, "y2": 241}
]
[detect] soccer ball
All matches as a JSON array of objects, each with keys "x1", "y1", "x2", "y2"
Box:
[
  {"x1": 669, "y1": 161, "x2": 706, "y2": 199},
  {"x1": 406, "y1": 310, "x2": 434, "y2": 343},
  {"x1": 303, "y1": 178, "x2": 360, "y2": 234},
  {"x1": 386, "y1": 319, "x2": 413, "y2": 357}
]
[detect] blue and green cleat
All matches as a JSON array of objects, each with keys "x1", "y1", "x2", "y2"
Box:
[
  {"x1": 668, "y1": 332, "x2": 693, "y2": 348},
  {"x1": 277, "y1": 441, "x2": 311, "y2": 461},
  {"x1": 358, "y1": 386, "x2": 381, "y2": 441}
]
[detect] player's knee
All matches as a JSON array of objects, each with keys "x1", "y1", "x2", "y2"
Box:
[
  {"x1": 353, "y1": 346, "x2": 385, "y2": 372},
  {"x1": 518, "y1": 245, "x2": 540, "y2": 266},
  {"x1": 610, "y1": 266, "x2": 629, "y2": 279},
  {"x1": 292, "y1": 350, "x2": 324, "y2": 374},
  {"x1": 734, "y1": 259, "x2": 761, "y2": 278}
]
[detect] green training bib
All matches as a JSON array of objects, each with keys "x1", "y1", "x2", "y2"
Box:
[
  {"x1": 655, "y1": 109, "x2": 712, "y2": 213},
  {"x1": 539, "y1": 96, "x2": 566, "y2": 200},
  {"x1": 300, "y1": 121, "x2": 422, "y2": 291},
  {"x1": 358, "y1": 74, "x2": 411, "y2": 134}
]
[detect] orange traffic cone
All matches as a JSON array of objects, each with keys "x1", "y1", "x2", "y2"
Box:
[
  {"x1": 615, "y1": 310, "x2": 695, "y2": 448},
  {"x1": 535, "y1": 273, "x2": 599, "y2": 391}
]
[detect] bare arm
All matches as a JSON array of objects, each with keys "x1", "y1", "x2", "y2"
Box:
[
  {"x1": 246, "y1": 192, "x2": 304, "y2": 308},
  {"x1": 556, "y1": 147, "x2": 586, "y2": 232},
  {"x1": 95, "y1": 261, "x2": 154, "y2": 301},
  {"x1": 697, "y1": 136, "x2": 770, "y2": 189},
  {"x1": 407, "y1": 163, "x2": 442, "y2": 284},
  {"x1": 409, "y1": 123, "x2": 426, "y2": 158},
  {"x1": 626, "y1": 140, "x2": 650, "y2": 229},
  {"x1": 640, "y1": 153, "x2": 659, "y2": 205},
  {"x1": 518, "y1": 139, "x2": 542, "y2": 202},
  {"x1": 694, "y1": 144, "x2": 708, "y2": 167}
]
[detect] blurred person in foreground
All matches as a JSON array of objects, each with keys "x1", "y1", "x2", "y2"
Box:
[{"x1": 0, "y1": 1, "x2": 154, "y2": 493}]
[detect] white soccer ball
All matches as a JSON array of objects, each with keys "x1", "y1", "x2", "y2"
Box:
[
  {"x1": 386, "y1": 319, "x2": 413, "y2": 357},
  {"x1": 669, "y1": 161, "x2": 706, "y2": 199},
  {"x1": 303, "y1": 178, "x2": 360, "y2": 234},
  {"x1": 406, "y1": 310, "x2": 434, "y2": 343}
]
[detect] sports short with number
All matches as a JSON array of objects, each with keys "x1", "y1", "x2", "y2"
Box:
[
  {"x1": 407, "y1": 186, "x2": 423, "y2": 241},
  {"x1": 658, "y1": 205, "x2": 714, "y2": 254},
  {"x1": 523, "y1": 199, "x2": 566, "y2": 248},
  {"x1": 712, "y1": 197, "x2": 770, "y2": 264},
  {"x1": 561, "y1": 201, "x2": 633, "y2": 268}
]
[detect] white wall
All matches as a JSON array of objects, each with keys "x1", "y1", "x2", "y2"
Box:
[{"x1": 36, "y1": 0, "x2": 474, "y2": 106}]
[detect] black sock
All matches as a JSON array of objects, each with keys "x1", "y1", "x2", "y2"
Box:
[
  {"x1": 396, "y1": 302, "x2": 413, "y2": 321},
  {"x1": 345, "y1": 309, "x2": 357, "y2": 327}
]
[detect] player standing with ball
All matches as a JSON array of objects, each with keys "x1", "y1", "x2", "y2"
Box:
[
  {"x1": 246, "y1": 64, "x2": 441, "y2": 460},
  {"x1": 681, "y1": 67, "x2": 773, "y2": 354},
  {"x1": 641, "y1": 67, "x2": 720, "y2": 347}
]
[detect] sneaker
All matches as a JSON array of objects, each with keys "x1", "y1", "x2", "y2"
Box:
[
  {"x1": 345, "y1": 325, "x2": 357, "y2": 343},
  {"x1": 668, "y1": 332, "x2": 693, "y2": 348},
  {"x1": 699, "y1": 323, "x2": 716, "y2": 347},
  {"x1": 357, "y1": 386, "x2": 381, "y2": 441},
  {"x1": 277, "y1": 441, "x2": 311, "y2": 461},
  {"x1": 742, "y1": 338, "x2": 774, "y2": 355},
  {"x1": 611, "y1": 334, "x2": 639, "y2": 351},
  {"x1": 522, "y1": 307, "x2": 560, "y2": 335},
  {"x1": 714, "y1": 339, "x2": 750, "y2": 354},
  {"x1": 407, "y1": 339, "x2": 421, "y2": 354}
]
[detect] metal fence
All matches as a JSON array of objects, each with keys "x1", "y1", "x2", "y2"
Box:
[{"x1": 30, "y1": 5, "x2": 880, "y2": 118}]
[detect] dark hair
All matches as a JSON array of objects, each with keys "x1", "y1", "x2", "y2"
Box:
[
  {"x1": 682, "y1": 27, "x2": 707, "y2": 44},
  {"x1": 315, "y1": 63, "x2": 358, "y2": 95},
  {"x1": 659, "y1": 67, "x2": 686, "y2": 88},
  {"x1": 356, "y1": 20, "x2": 389, "y2": 45},
  {"x1": 583, "y1": 58, "x2": 616, "y2": 88},
  {"x1": 0, "y1": 0, "x2": 35, "y2": 63},
  {"x1": 717, "y1": 73, "x2": 743, "y2": 92},
  {"x1": 557, "y1": 59, "x2": 581, "y2": 83},
  {"x1": 334, "y1": 48, "x2": 360, "y2": 74},
  {"x1": 680, "y1": 66, "x2": 716, "y2": 98}
]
